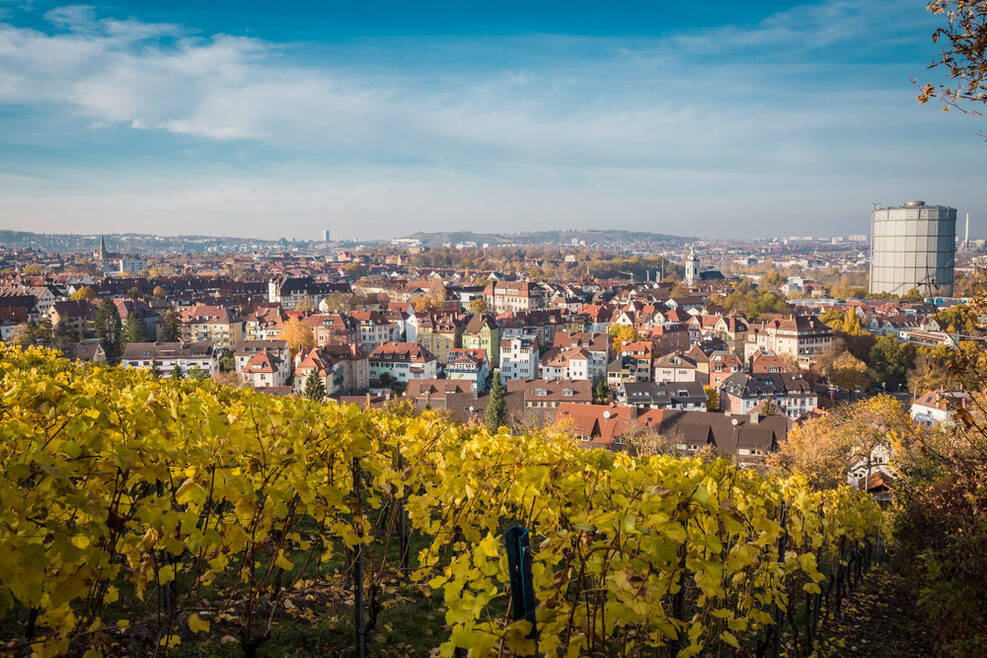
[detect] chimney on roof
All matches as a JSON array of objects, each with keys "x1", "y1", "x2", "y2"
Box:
[{"x1": 750, "y1": 412, "x2": 759, "y2": 425}]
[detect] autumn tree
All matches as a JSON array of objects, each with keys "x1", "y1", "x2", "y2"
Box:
[
  {"x1": 427, "y1": 278, "x2": 447, "y2": 307},
  {"x1": 818, "y1": 307, "x2": 845, "y2": 329},
  {"x1": 608, "y1": 324, "x2": 639, "y2": 353},
  {"x1": 827, "y1": 351, "x2": 872, "y2": 392},
  {"x1": 470, "y1": 297, "x2": 489, "y2": 313},
  {"x1": 907, "y1": 340, "x2": 984, "y2": 394},
  {"x1": 281, "y1": 318, "x2": 315, "y2": 361},
  {"x1": 769, "y1": 395, "x2": 914, "y2": 490},
  {"x1": 703, "y1": 386, "x2": 719, "y2": 412},
  {"x1": 841, "y1": 309, "x2": 863, "y2": 336},
  {"x1": 70, "y1": 286, "x2": 96, "y2": 301},
  {"x1": 295, "y1": 296, "x2": 316, "y2": 313},
  {"x1": 917, "y1": 0, "x2": 987, "y2": 121}
]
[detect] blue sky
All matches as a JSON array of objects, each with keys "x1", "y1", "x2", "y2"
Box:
[{"x1": 0, "y1": 0, "x2": 983, "y2": 241}]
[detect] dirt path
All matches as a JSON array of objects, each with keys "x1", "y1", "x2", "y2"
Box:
[{"x1": 807, "y1": 561, "x2": 935, "y2": 657}]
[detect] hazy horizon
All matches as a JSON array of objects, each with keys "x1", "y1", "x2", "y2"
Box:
[{"x1": 1, "y1": 1, "x2": 984, "y2": 241}]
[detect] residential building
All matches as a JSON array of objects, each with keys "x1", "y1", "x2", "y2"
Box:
[
  {"x1": 553, "y1": 331, "x2": 609, "y2": 381},
  {"x1": 617, "y1": 381, "x2": 708, "y2": 411},
  {"x1": 268, "y1": 275, "x2": 321, "y2": 311},
  {"x1": 349, "y1": 310, "x2": 392, "y2": 350},
  {"x1": 646, "y1": 323, "x2": 691, "y2": 356},
  {"x1": 178, "y1": 305, "x2": 244, "y2": 350},
  {"x1": 241, "y1": 350, "x2": 289, "y2": 388},
  {"x1": 506, "y1": 379, "x2": 593, "y2": 413},
  {"x1": 244, "y1": 305, "x2": 287, "y2": 340},
  {"x1": 369, "y1": 341, "x2": 439, "y2": 384},
  {"x1": 555, "y1": 403, "x2": 664, "y2": 449},
  {"x1": 320, "y1": 343, "x2": 370, "y2": 393},
  {"x1": 661, "y1": 410, "x2": 786, "y2": 464},
  {"x1": 113, "y1": 299, "x2": 159, "y2": 340},
  {"x1": 744, "y1": 316, "x2": 833, "y2": 367},
  {"x1": 500, "y1": 337, "x2": 539, "y2": 381},
  {"x1": 719, "y1": 372, "x2": 817, "y2": 420},
  {"x1": 619, "y1": 340, "x2": 653, "y2": 382},
  {"x1": 416, "y1": 312, "x2": 462, "y2": 365},
  {"x1": 540, "y1": 346, "x2": 591, "y2": 381},
  {"x1": 445, "y1": 347, "x2": 490, "y2": 391},
  {"x1": 462, "y1": 314, "x2": 500, "y2": 368},
  {"x1": 305, "y1": 313, "x2": 360, "y2": 348},
  {"x1": 121, "y1": 342, "x2": 219, "y2": 378},
  {"x1": 483, "y1": 280, "x2": 544, "y2": 313},
  {"x1": 294, "y1": 347, "x2": 337, "y2": 396},
  {"x1": 72, "y1": 339, "x2": 106, "y2": 363},
  {"x1": 235, "y1": 339, "x2": 291, "y2": 386},
  {"x1": 708, "y1": 351, "x2": 743, "y2": 389},
  {"x1": 653, "y1": 351, "x2": 700, "y2": 384},
  {"x1": 910, "y1": 389, "x2": 969, "y2": 425},
  {"x1": 749, "y1": 349, "x2": 788, "y2": 374},
  {"x1": 118, "y1": 257, "x2": 148, "y2": 275},
  {"x1": 606, "y1": 355, "x2": 646, "y2": 387},
  {"x1": 48, "y1": 300, "x2": 97, "y2": 338}
]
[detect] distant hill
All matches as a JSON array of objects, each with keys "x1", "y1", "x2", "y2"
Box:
[
  {"x1": 399, "y1": 229, "x2": 692, "y2": 248},
  {"x1": 0, "y1": 230, "x2": 292, "y2": 254}
]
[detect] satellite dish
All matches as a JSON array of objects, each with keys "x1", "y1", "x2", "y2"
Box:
[
  {"x1": 731, "y1": 418, "x2": 739, "y2": 426},
  {"x1": 603, "y1": 411, "x2": 611, "y2": 419}
]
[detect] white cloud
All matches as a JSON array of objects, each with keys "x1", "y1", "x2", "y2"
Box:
[
  {"x1": 0, "y1": 1, "x2": 982, "y2": 239},
  {"x1": 0, "y1": 1, "x2": 940, "y2": 170}
]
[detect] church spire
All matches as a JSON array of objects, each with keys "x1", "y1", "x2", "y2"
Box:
[{"x1": 685, "y1": 244, "x2": 700, "y2": 286}]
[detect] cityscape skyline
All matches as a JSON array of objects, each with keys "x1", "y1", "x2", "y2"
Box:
[{"x1": 0, "y1": 1, "x2": 984, "y2": 240}]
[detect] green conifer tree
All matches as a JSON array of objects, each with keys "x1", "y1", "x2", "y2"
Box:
[
  {"x1": 485, "y1": 371, "x2": 506, "y2": 430},
  {"x1": 161, "y1": 305, "x2": 181, "y2": 342},
  {"x1": 303, "y1": 370, "x2": 327, "y2": 401}
]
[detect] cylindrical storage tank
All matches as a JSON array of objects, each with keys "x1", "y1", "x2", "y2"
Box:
[{"x1": 869, "y1": 202, "x2": 956, "y2": 297}]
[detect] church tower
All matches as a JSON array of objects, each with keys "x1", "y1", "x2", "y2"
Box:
[
  {"x1": 684, "y1": 245, "x2": 699, "y2": 286},
  {"x1": 94, "y1": 235, "x2": 108, "y2": 265}
]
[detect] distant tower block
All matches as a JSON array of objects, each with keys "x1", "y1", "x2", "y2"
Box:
[
  {"x1": 869, "y1": 201, "x2": 957, "y2": 297},
  {"x1": 684, "y1": 245, "x2": 700, "y2": 286},
  {"x1": 323, "y1": 229, "x2": 331, "y2": 242}
]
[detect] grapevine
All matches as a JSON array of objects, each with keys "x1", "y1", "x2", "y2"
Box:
[{"x1": 0, "y1": 345, "x2": 884, "y2": 656}]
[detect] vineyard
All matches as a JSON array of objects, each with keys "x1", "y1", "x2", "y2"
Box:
[{"x1": 0, "y1": 345, "x2": 885, "y2": 656}]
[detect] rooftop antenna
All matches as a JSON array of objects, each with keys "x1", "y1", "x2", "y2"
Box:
[{"x1": 871, "y1": 202, "x2": 880, "y2": 211}]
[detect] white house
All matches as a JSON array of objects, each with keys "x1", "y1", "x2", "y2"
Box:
[
  {"x1": 910, "y1": 389, "x2": 969, "y2": 426},
  {"x1": 500, "y1": 337, "x2": 539, "y2": 381},
  {"x1": 369, "y1": 341, "x2": 438, "y2": 384},
  {"x1": 121, "y1": 342, "x2": 219, "y2": 378},
  {"x1": 540, "y1": 347, "x2": 591, "y2": 381}
]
